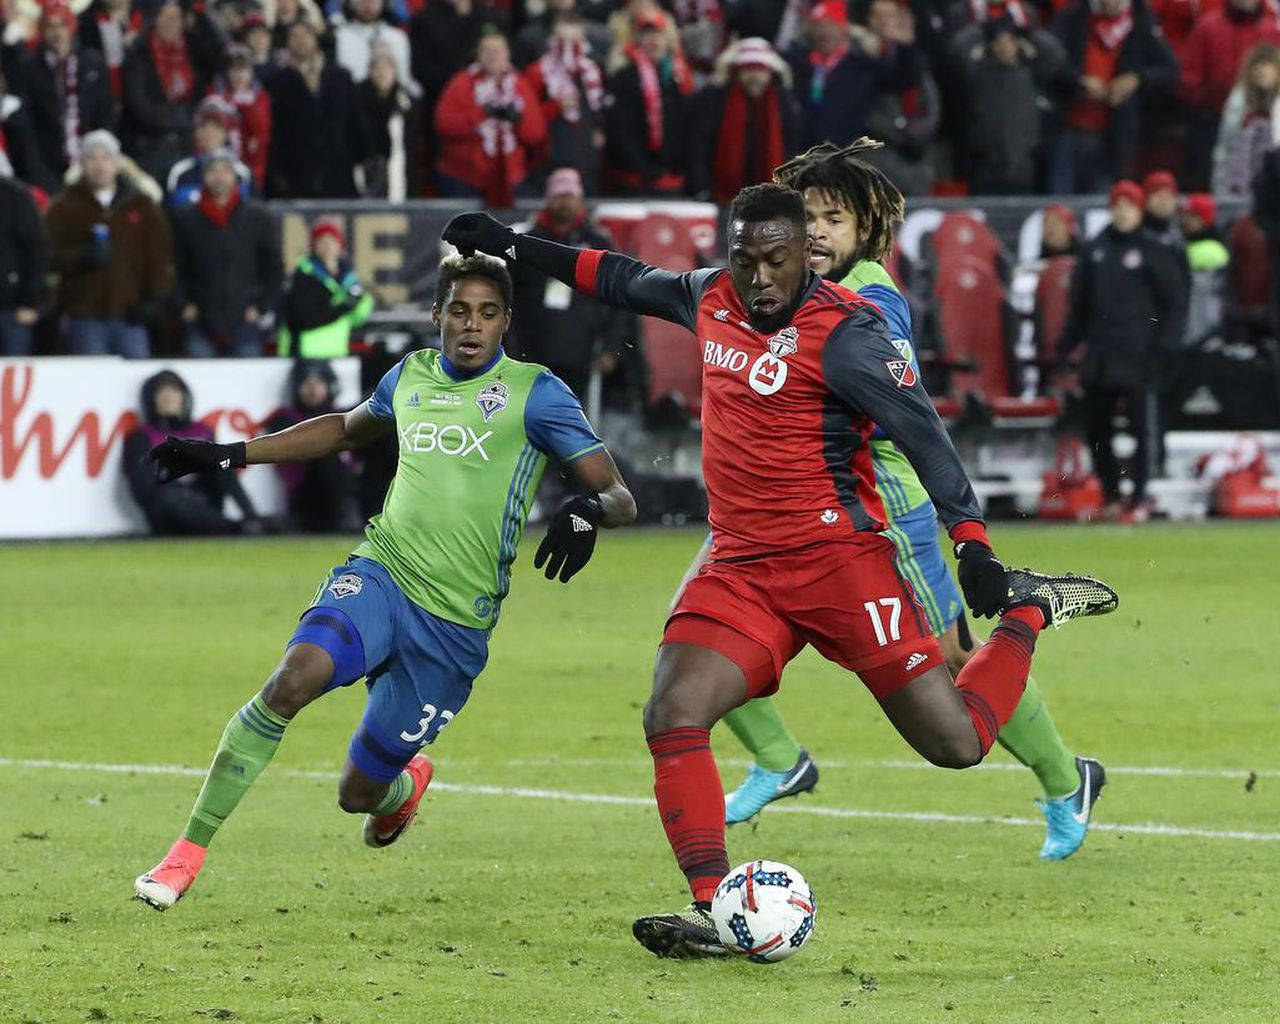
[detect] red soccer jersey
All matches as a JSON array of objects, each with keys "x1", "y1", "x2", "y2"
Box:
[{"x1": 575, "y1": 251, "x2": 985, "y2": 560}]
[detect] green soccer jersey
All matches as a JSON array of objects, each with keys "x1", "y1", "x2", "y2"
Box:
[
  {"x1": 841, "y1": 260, "x2": 931, "y2": 519},
  {"x1": 354, "y1": 348, "x2": 604, "y2": 630}
]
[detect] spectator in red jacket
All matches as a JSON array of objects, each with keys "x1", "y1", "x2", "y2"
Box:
[
  {"x1": 216, "y1": 44, "x2": 271, "y2": 193},
  {"x1": 1183, "y1": 0, "x2": 1280, "y2": 184},
  {"x1": 433, "y1": 30, "x2": 547, "y2": 205}
]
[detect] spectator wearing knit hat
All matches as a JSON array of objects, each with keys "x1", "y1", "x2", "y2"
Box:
[
  {"x1": 785, "y1": 0, "x2": 924, "y2": 151},
  {"x1": 166, "y1": 96, "x2": 253, "y2": 208},
  {"x1": 172, "y1": 148, "x2": 281, "y2": 357},
  {"x1": 523, "y1": 11, "x2": 607, "y2": 195},
  {"x1": 263, "y1": 20, "x2": 372, "y2": 198},
  {"x1": 46, "y1": 130, "x2": 173, "y2": 358},
  {"x1": 507, "y1": 166, "x2": 637, "y2": 403},
  {"x1": 602, "y1": 8, "x2": 694, "y2": 195},
  {"x1": 434, "y1": 30, "x2": 547, "y2": 205},
  {"x1": 1179, "y1": 193, "x2": 1230, "y2": 341},
  {"x1": 16, "y1": 1, "x2": 115, "y2": 189},
  {"x1": 688, "y1": 37, "x2": 800, "y2": 204},
  {"x1": 1048, "y1": 0, "x2": 1179, "y2": 194},
  {"x1": 277, "y1": 218, "x2": 373, "y2": 358},
  {"x1": 1057, "y1": 179, "x2": 1187, "y2": 521},
  {"x1": 1142, "y1": 169, "x2": 1184, "y2": 247}
]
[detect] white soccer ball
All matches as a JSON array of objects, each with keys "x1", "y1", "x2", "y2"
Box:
[{"x1": 710, "y1": 859, "x2": 816, "y2": 962}]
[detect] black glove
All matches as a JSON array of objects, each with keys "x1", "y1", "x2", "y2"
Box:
[
  {"x1": 955, "y1": 540, "x2": 1008, "y2": 619},
  {"x1": 534, "y1": 493, "x2": 603, "y2": 583},
  {"x1": 148, "y1": 436, "x2": 247, "y2": 483},
  {"x1": 442, "y1": 211, "x2": 517, "y2": 258}
]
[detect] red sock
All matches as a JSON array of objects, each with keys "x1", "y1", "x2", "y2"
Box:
[
  {"x1": 953, "y1": 606, "x2": 1043, "y2": 756},
  {"x1": 647, "y1": 727, "x2": 728, "y2": 903}
]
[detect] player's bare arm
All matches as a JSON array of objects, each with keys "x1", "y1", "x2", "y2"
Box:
[{"x1": 567, "y1": 448, "x2": 637, "y2": 528}]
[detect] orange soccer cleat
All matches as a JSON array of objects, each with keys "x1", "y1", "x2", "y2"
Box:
[
  {"x1": 134, "y1": 837, "x2": 208, "y2": 911},
  {"x1": 363, "y1": 754, "x2": 434, "y2": 848}
]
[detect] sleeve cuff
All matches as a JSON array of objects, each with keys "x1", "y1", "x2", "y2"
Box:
[
  {"x1": 575, "y1": 249, "x2": 605, "y2": 297},
  {"x1": 949, "y1": 520, "x2": 990, "y2": 549}
]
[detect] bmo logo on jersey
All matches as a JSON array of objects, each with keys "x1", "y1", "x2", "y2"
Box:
[
  {"x1": 703, "y1": 341, "x2": 750, "y2": 373},
  {"x1": 399, "y1": 421, "x2": 493, "y2": 460},
  {"x1": 704, "y1": 340, "x2": 790, "y2": 396}
]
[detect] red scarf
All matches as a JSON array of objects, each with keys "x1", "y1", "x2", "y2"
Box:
[
  {"x1": 626, "y1": 43, "x2": 694, "y2": 152},
  {"x1": 149, "y1": 30, "x2": 194, "y2": 103},
  {"x1": 1091, "y1": 7, "x2": 1134, "y2": 49},
  {"x1": 198, "y1": 187, "x2": 240, "y2": 229},
  {"x1": 712, "y1": 81, "x2": 784, "y2": 204},
  {"x1": 969, "y1": 0, "x2": 1029, "y2": 25},
  {"x1": 537, "y1": 36, "x2": 604, "y2": 124}
]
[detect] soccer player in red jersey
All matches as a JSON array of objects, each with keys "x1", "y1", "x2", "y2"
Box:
[{"x1": 444, "y1": 188, "x2": 1118, "y2": 959}]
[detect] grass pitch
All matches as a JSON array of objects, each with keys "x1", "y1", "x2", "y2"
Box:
[{"x1": 1, "y1": 524, "x2": 1277, "y2": 1024}]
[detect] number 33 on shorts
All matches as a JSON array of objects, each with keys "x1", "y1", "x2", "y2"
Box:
[{"x1": 400, "y1": 703, "x2": 455, "y2": 745}]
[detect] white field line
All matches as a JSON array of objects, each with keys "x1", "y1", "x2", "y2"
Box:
[{"x1": 2, "y1": 756, "x2": 1277, "y2": 843}]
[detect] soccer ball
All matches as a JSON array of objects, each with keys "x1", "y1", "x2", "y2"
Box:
[{"x1": 710, "y1": 859, "x2": 816, "y2": 962}]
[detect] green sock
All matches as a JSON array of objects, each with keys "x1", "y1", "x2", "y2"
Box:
[
  {"x1": 368, "y1": 770, "x2": 413, "y2": 816},
  {"x1": 995, "y1": 675, "x2": 1079, "y2": 799},
  {"x1": 181, "y1": 694, "x2": 289, "y2": 847},
  {"x1": 722, "y1": 697, "x2": 803, "y2": 772}
]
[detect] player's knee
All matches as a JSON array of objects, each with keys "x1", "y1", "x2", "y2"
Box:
[
  {"x1": 642, "y1": 690, "x2": 703, "y2": 735},
  {"x1": 262, "y1": 660, "x2": 328, "y2": 718},
  {"x1": 922, "y1": 729, "x2": 983, "y2": 770}
]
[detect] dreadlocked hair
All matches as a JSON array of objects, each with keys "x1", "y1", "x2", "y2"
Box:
[{"x1": 773, "y1": 138, "x2": 905, "y2": 263}]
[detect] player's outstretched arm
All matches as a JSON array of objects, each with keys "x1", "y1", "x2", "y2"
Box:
[
  {"x1": 443, "y1": 211, "x2": 717, "y2": 330},
  {"x1": 823, "y1": 311, "x2": 1008, "y2": 617},
  {"x1": 147, "y1": 402, "x2": 392, "y2": 483}
]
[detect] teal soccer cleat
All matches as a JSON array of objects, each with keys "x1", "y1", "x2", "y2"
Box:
[
  {"x1": 725, "y1": 749, "x2": 819, "y2": 825},
  {"x1": 1038, "y1": 756, "x2": 1107, "y2": 860}
]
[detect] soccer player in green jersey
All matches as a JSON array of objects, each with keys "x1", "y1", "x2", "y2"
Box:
[
  {"x1": 134, "y1": 253, "x2": 636, "y2": 910},
  {"x1": 701, "y1": 141, "x2": 1105, "y2": 860}
]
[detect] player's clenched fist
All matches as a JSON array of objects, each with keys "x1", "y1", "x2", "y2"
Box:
[
  {"x1": 148, "y1": 437, "x2": 247, "y2": 483},
  {"x1": 954, "y1": 540, "x2": 1009, "y2": 618},
  {"x1": 534, "y1": 493, "x2": 604, "y2": 583},
  {"x1": 442, "y1": 212, "x2": 517, "y2": 259}
]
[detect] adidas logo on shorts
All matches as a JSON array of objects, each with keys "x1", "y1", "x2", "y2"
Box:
[
  {"x1": 569, "y1": 514, "x2": 594, "y2": 533},
  {"x1": 904, "y1": 652, "x2": 928, "y2": 671}
]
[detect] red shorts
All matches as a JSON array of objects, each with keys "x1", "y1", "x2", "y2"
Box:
[{"x1": 663, "y1": 536, "x2": 943, "y2": 700}]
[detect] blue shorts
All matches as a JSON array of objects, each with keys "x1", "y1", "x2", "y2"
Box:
[
  {"x1": 289, "y1": 556, "x2": 489, "y2": 783},
  {"x1": 882, "y1": 503, "x2": 965, "y2": 637}
]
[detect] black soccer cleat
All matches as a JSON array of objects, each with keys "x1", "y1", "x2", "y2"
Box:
[
  {"x1": 1003, "y1": 568, "x2": 1119, "y2": 628},
  {"x1": 632, "y1": 903, "x2": 729, "y2": 959}
]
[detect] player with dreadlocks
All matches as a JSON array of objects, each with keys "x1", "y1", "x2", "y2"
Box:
[{"x1": 673, "y1": 139, "x2": 1107, "y2": 861}]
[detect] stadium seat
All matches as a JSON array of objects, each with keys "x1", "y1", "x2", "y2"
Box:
[
  {"x1": 927, "y1": 212, "x2": 1003, "y2": 276},
  {"x1": 934, "y1": 256, "x2": 1061, "y2": 426},
  {"x1": 629, "y1": 213, "x2": 704, "y2": 418},
  {"x1": 1227, "y1": 214, "x2": 1271, "y2": 319},
  {"x1": 1034, "y1": 255, "x2": 1077, "y2": 367}
]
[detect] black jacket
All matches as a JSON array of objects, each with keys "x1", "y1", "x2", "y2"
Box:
[
  {"x1": 14, "y1": 45, "x2": 115, "y2": 183},
  {"x1": 264, "y1": 61, "x2": 370, "y2": 198},
  {"x1": 409, "y1": 1, "x2": 505, "y2": 110},
  {"x1": 508, "y1": 217, "x2": 632, "y2": 385},
  {"x1": 171, "y1": 197, "x2": 281, "y2": 338},
  {"x1": 1049, "y1": 0, "x2": 1178, "y2": 167},
  {"x1": 962, "y1": 56, "x2": 1041, "y2": 193},
  {"x1": 0, "y1": 94, "x2": 57, "y2": 192},
  {"x1": 1058, "y1": 224, "x2": 1188, "y2": 389},
  {"x1": 686, "y1": 81, "x2": 801, "y2": 200},
  {"x1": 0, "y1": 176, "x2": 46, "y2": 311},
  {"x1": 785, "y1": 42, "x2": 922, "y2": 150},
  {"x1": 603, "y1": 62, "x2": 690, "y2": 189}
]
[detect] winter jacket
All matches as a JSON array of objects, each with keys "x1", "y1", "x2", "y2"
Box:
[
  {"x1": 433, "y1": 66, "x2": 547, "y2": 196},
  {"x1": 358, "y1": 80, "x2": 423, "y2": 200},
  {"x1": 1183, "y1": 4, "x2": 1280, "y2": 113},
  {"x1": 687, "y1": 80, "x2": 801, "y2": 201},
  {"x1": 263, "y1": 61, "x2": 370, "y2": 199},
  {"x1": 1049, "y1": 0, "x2": 1179, "y2": 168},
  {"x1": 166, "y1": 154, "x2": 253, "y2": 208},
  {"x1": 0, "y1": 93, "x2": 57, "y2": 192},
  {"x1": 603, "y1": 61, "x2": 691, "y2": 193},
  {"x1": 1058, "y1": 224, "x2": 1188, "y2": 389},
  {"x1": 963, "y1": 55, "x2": 1042, "y2": 194},
  {"x1": 218, "y1": 83, "x2": 272, "y2": 192},
  {"x1": 523, "y1": 48, "x2": 607, "y2": 195},
  {"x1": 1211, "y1": 84, "x2": 1280, "y2": 196},
  {"x1": 785, "y1": 41, "x2": 923, "y2": 150},
  {"x1": 120, "y1": 35, "x2": 211, "y2": 182},
  {"x1": 278, "y1": 257, "x2": 373, "y2": 357},
  {"x1": 0, "y1": 176, "x2": 46, "y2": 311},
  {"x1": 14, "y1": 45, "x2": 115, "y2": 184},
  {"x1": 46, "y1": 175, "x2": 173, "y2": 321},
  {"x1": 508, "y1": 215, "x2": 632, "y2": 387},
  {"x1": 863, "y1": 65, "x2": 941, "y2": 196},
  {"x1": 171, "y1": 195, "x2": 281, "y2": 340},
  {"x1": 409, "y1": 0, "x2": 505, "y2": 110}
]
